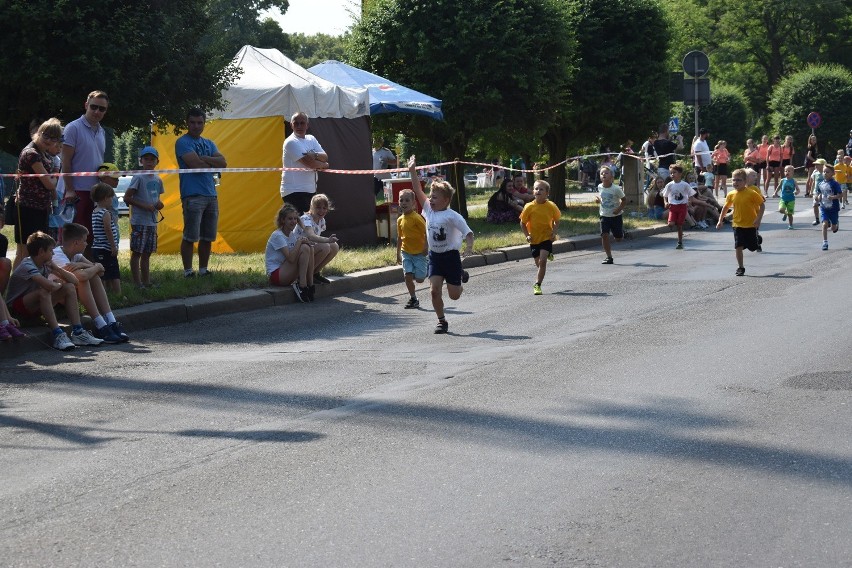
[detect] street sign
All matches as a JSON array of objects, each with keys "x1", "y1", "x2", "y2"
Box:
[
  {"x1": 669, "y1": 117, "x2": 679, "y2": 134},
  {"x1": 683, "y1": 78, "x2": 711, "y2": 105},
  {"x1": 682, "y1": 51, "x2": 710, "y2": 78},
  {"x1": 807, "y1": 112, "x2": 822, "y2": 129}
]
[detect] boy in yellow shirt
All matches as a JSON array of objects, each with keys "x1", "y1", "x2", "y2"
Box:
[
  {"x1": 833, "y1": 151, "x2": 850, "y2": 209},
  {"x1": 716, "y1": 169, "x2": 765, "y2": 276},
  {"x1": 520, "y1": 180, "x2": 561, "y2": 295},
  {"x1": 395, "y1": 189, "x2": 428, "y2": 309}
]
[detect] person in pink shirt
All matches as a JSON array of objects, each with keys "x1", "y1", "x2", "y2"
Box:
[
  {"x1": 756, "y1": 135, "x2": 770, "y2": 191},
  {"x1": 765, "y1": 135, "x2": 783, "y2": 196},
  {"x1": 711, "y1": 140, "x2": 730, "y2": 197}
]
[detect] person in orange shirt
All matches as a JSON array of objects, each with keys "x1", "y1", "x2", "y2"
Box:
[
  {"x1": 781, "y1": 135, "x2": 795, "y2": 169},
  {"x1": 834, "y1": 150, "x2": 851, "y2": 210},
  {"x1": 756, "y1": 135, "x2": 770, "y2": 193},
  {"x1": 765, "y1": 135, "x2": 783, "y2": 197},
  {"x1": 711, "y1": 140, "x2": 731, "y2": 197}
]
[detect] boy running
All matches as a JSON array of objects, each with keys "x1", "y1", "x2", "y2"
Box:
[
  {"x1": 662, "y1": 164, "x2": 695, "y2": 249},
  {"x1": 816, "y1": 164, "x2": 842, "y2": 250},
  {"x1": 594, "y1": 167, "x2": 626, "y2": 264},
  {"x1": 716, "y1": 169, "x2": 765, "y2": 276},
  {"x1": 396, "y1": 189, "x2": 428, "y2": 309},
  {"x1": 520, "y1": 180, "x2": 560, "y2": 294}
]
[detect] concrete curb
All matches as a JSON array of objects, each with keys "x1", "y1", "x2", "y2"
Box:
[{"x1": 6, "y1": 225, "x2": 674, "y2": 356}]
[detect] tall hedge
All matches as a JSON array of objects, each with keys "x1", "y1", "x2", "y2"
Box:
[{"x1": 676, "y1": 83, "x2": 750, "y2": 155}]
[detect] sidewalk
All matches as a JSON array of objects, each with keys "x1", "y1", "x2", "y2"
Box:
[{"x1": 2, "y1": 223, "x2": 672, "y2": 357}]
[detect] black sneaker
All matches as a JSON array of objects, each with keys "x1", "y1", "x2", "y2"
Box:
[
  {"x1": 434, "y1": 320, "x2": 449, "y2": 334},
  {"x1": 461, "y1": 270, "x2": 470, "y2": 284},
  {"x1": 404, "y1": 297, "x2": 420, "y2": 309},
  {"x1": 601, "y1": 257, "x2": 614, "y2": 264},
  {"x1": 314, "y1": 273, "x2": 331, "y2": 284},
  {"x1": 110, "y1": 321, "x2": 130, "y2": 342},
  {"x1": 93, "y1": 324, "x2": 122, "y2": 344},
  {"x1": 291, "y1": 282, "x2": 305, "y2": 302},
  {"x1": 735, "y1": 267, "x2": 745, "y2": 276},
  {"x1": 305, "y1": 285, "x2": 315, "y2": 302}
]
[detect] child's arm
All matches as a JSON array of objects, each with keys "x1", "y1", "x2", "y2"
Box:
[
  {"x1": 754, "y1": 201, "x2": 765, "y2": 229},
  {"x1": 407, "y1": 156, "x2": 427, "y2": 207},
  {"x1": 716, "y1": 203, "x2": 730, "y2": 229},
  {"x1": 462, "y1": 231, "x2": 474, "y2": 256},
  {"x1": 615, "y1": 196, "x2": 627, "y2": 215},
  {"x1": 31, "y1": 272, "x2": 64, "y2": 294},
  {"x1": 551, "y1": 219, "x2": 559, "y2": 241},
  {"x1": 47, "y1": 262, "x2": 80, "y2": 286},
  {"x1": 123, "y1": 187, "x2": 156, "y2": 212},
  {"x1": 102, "y1": 210, "x2": 118, "y2": 256},
  {"x1": 395, "y1": 230, "x2": 403, "y2": 264}
]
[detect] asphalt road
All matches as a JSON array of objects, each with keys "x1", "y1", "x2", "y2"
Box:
[{"x1": 2, "y1": 205, "x2": 852, "y2": 567}]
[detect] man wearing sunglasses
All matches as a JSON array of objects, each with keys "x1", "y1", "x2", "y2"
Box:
[{"x1": 58, "y1": 90, "x2": 110, "y2": 255}]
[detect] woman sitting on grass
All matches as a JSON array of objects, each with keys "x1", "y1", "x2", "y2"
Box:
[{"x1": 486, "y1": 177, "x2": 524, "y2": 224}]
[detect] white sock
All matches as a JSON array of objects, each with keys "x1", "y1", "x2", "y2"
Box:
[
  {"x1": 94, "y1": 316, "x2": 107, "y2": 329},
  {"x1": 104, "y1": 312, "x2": 117, "y2": 324}
]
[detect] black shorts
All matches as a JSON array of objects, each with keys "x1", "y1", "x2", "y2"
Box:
[
  {"x1": 92, "y1": 248, "x2": 121, "y2": 280},
  {"x1": 768, "y1": 160, "x2": 781, "y2": 168},
  {"x1": 715, "y1": 163, "x2": 729, "y2": 176},
  {"x1": 600, "y1": 215, "x2": 624, "y2": 238},
  {"x1": 530, "y1": 239, "x2": 553, "y2": 258},
  {"x1": 13, "y1": 204, "x2": 49, "y2": 244},
  {"x1": 282, "y1": 192, "x2": 313, "y2": 216},
  {"x1": 781, "y1": 159, "x2": 791, "y2": 168},
  {"x1": 734, "y1": 227, "x2": 759, "y2": 252},
  {"x1": 756, "y1": 162, "x2": 766, "y2": 171},
  {"x1": 427, "y1": 249, "x2": 463, "y2": 286}
]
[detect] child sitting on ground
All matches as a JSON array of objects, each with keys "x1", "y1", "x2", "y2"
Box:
[
  {"x1": 53, "y1": 222, "x2": 129, "y2": 343},
  {"x1": 5, "y1": 231, "x2": 104, "y2": 350},
  {"x1": 521, "y1": 180, "x2": 561, "y2": 293},
  {"x1": 124, "y1": 147, "x2": 164, "y2": 289},
  {"x1": 299, "y1": 193, "x2": 339, "y2": 284},
  {"x1": 90, "y1": 182, "x2": 121, "y2": 294},
  {"x1": 265, "y1": 204, "x2": 315, "y2": 302},
  {"x1": 396, "y1": 189, "x2": 428, "y2": 309},
  {"x1": 408, "y1": 155, "x2": 473, "y2": 334}
]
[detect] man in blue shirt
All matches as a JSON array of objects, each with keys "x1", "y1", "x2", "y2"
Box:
[{"x1": 175, "y1": 108, "x2": 227, "y2": 277}]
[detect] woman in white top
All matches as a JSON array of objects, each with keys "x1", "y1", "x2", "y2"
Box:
[{"x1": 265, "y1": 204, "x2": 315, "y2": 302}]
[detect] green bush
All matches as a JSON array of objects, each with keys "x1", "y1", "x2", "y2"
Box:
[{"x1": 770, "y1": 64, "x2": 852, "y2": 157}]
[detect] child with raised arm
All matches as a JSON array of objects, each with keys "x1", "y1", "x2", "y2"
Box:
[
  {"x1": 662, "y1": 164, "x2": 695, "y2": 249},
  {"x1": 53, "y1": 223, "x2": 128, "y2": 343},
  {"x1": 265, "y1": 204, "x2": 315, "y2": 302},
  {"x1": 777, "y1": 165, "x2": 799, "y2": 229},
  {"x1": 5, "y1": 231, "x2": 104, "y2": 350},
  {"x1": 124, "y1": 146, "x2": 164, "y2": 289},
  {"x1": 396, "y1": 189, "x2": 428, "y2": 309},
  {"x1": 520, "y1": 180, "x2": 560, "y2": 295},
  {"x1": 408, "y1": 156, "x2": 473, "y2": 334},
  {"x1": 90, "y1": 182, "x2": 121, "y2": 294},
  {"x1": 299, "y1": 193, "x2": 340, "y2": 284},
  {"x1": 816, "y1": 164, "x2": 842, "y2": 251},
  {"x1": 716, "y1": 169, "x2": 765, "y2": 276},
  {"x1": 594, "y1": 167, "x2": 625, "y2": 265}
]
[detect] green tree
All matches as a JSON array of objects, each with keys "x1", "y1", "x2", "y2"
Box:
[
  {"x1": 285, "y1": 33, "x2": 351, "y2": 69},
  {"x1": 543, "y1": 0, "x2": 671, "y2": 204},
  {"x1": 770, "y1": 65, "x2": 852, "y2": 157},
  {"x1": 676, "y1": 83, "x2": 750, "y2": 155},
  {"x1": 201, "y1": 0, "x2": 291, "y2": 61},
  {"x1": 350, "y1": 0, "x2": 576, "y2": 216}
]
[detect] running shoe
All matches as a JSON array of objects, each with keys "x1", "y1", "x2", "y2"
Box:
[
  {"x1": 71, "y1": 330, "x2": 105, "y2": 346},
  {"x1": 110, "y1": 321, "x2": 130, "y2": 342},
  {"x1": 434, "y1": 320, "x2": 449, "y2": 334},
  {"x1": 404, "y1": 297, "x2": 420, "y2": 309},
  {"x1": 291, "y1": 282, "x2": 305, "y2": 302},
  {"x1": 533, "y1": 283, "x2": 542, "y2": 295},
  {"x1": 461, "y1": 270, "x2": 470, "y2": 284},
  {"x1": 93, "y1": 325, "x2": 122, "y2": 344},
  {"x1": 53, "y1": 333, "x2": 76, "y2": 351}
]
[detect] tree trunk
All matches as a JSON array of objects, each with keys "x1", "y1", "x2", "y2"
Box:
[
  {"x1": 440, "y1": 142, "x2": 469, "y2": 218},
  {"x1": 542, "y1": 127, "x2": 569, "y2": 209}
]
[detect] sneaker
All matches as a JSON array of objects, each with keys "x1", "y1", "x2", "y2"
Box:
[
  {"x1": 675, "y1": 242, "x2": 683, "y2": 250},
  {"x1": 291, "y1": 281, "x2": 305, "y2": 303},
  {"x1": 184, "y1": 270, "x2": 196, "y2": 278},
  {"x1": 533, "y1": 283, "x2": 542, "y2": 295},
  {"x1": 788, "y1": 225, "x2": 795, "y2": 230},
  {"x1": 822, "y1": 241, "x2": 829, "y2": 250},
  {"x1": 434, "y1": 320, "x2": 449, "y2": 334},
  {"x1": 110, "y1": 321, "x2": 130, "y2": 342},
  {"x1": 314, "y1": 273, "x2": 331, "y2": 284},
  {"x1": 93, "y1": 324, "x2": 122, "y2": 344},
  {"x1": 735, "y1": 267, "x2": 745, "y2": 276},
  {"x1": 547, "y1": 253, "x2": 554, "y2": 261},
  {"x1": 0, "y1": 326, "x2": 10, "y2": 341},
  {"x1": 843, "y1": 204, "x2": 846, "y2": 210},
  {"x1": 781, "y1": 214, "x2": 787, "y2": 221},
  {"x1": 812, "y1": 220, "x2": 820, "y2": 226},
  {"x1": 71, "y1": 329, "x2": 104, "y2": 347},
  {"x1": 199, "y1": 269, "x2": 213, "y2": 277},
  {"x1": 404, "y1": 297, "x2": 420, "y2": 309},
  {"x1": 461, "y1": 270, "x2": 470, "y2": 284},
  {"x1": 305, "y1": 285, "x2": 315, "y2": 302},
  {"x1": 601, "y1": 257, "x2": 614, "y2": 264},
  {"x1": 3, "y1": 323, "x2": 25, "y2": 339},
  {"x1": 53, "y1": 333, "x2": 75, "y2": 351}
]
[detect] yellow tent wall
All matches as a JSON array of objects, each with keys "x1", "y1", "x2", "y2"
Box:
[{"x1": 152, "y1": 115, "x2": 375, "y2": 254}]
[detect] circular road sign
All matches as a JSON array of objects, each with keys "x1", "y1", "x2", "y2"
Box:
[
  {"x1": 807, "y1": 112, "x2": 822, "y2": 129},
  {"x1": 682, "y1": 51, "x2": 710, "y2": 78}
]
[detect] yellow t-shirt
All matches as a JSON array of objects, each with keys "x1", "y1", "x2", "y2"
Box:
[
  {"x1": 397, "y1": 210, "x2": 427, "y2": 254},
  {"x1": 520, "y1": 200, "x2": 561, "y2": 245},
  {"x1": 834, "y1": 161, "x2": 849, "y2": 184},
  {"x1": 725, "y1": 189, "x2": 764, "y2": 228}
]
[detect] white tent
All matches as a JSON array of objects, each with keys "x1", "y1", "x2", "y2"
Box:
[{"x1": 153, "y1": 46, "x2": 377, "y2": 252}]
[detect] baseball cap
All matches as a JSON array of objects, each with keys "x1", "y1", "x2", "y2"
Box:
[
  {"x1": 814, "y1": 158, "x2": 828, "y2": 166},
  {"x1": 139, "y1": 146, "x2": 159, "y2": 158},
  {"x1": 97, "y1": 162, "x2": 120, "y2": 177}
]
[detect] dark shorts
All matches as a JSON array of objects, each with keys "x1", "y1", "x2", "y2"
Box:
[
  {"x1": 130, "y1": 224, "x2": 158, "y2": 254},
  {"x1": 92, "y1": 248, "x2": 121, "y2": 280},
  {"x1": 768, "y1": 160, "x2": 781, "y2": 169},
  {"x1": 428, "y1": 249, "x2": 463, "y2": 286},
  {"x1": 600, "y1": 215, "x2": 624, "y2": 238},
  {"x1": 530, "y1": 239, "x2": 553, "y2": 258},
  {"x1": 781, "y1": 159, "x2": 791, "y2": 168},
  {"x1": 734, "y1": 227, "x2": 759, "y2": 251},
  {"x1": 13, "y1": 204, "x2": 49, "y2": 244},
  {"x1": 283, "y1": 192, "x2": 313, "y2": 216},
  {"x1": 755, "y1": 162, "x2": 766, "y2": 171},
  {"x1": 715, "y1": 163, "x2": 729, "y2": 176}
]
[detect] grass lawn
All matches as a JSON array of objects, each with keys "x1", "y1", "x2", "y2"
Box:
[{"x1": 2, "y1": 190, "x2": 659, "y2": 309}]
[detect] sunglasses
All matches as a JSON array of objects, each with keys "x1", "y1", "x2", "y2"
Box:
[{"x1": 89, "y1": 104, "x2": 107, "y2": 113}]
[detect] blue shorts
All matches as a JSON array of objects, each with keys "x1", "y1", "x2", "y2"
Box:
[
  {"x1": 181, "y1": 195, "x2": 218, "y2": 242},
  {"x1": 600, "y1": 215, "x2": 624, "y2": 238},
  {"x1": 428, "y1": 249, "x2": 463, "y2": 286},
  {"x1": 92, "y1": 248, "x2": 121, "y2": 280},
  {"x1": 821, "y1": 207, "x2": 839, "y2": 226},
  {"x1": 401, "y1": 251, "x2": 428, "y2": 280}
]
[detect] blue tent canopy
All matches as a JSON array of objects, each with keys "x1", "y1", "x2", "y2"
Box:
[{"x1": 308, "y1": 60, "x2": 443, "y2": 121}]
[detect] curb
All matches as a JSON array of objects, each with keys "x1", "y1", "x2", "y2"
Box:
[{"x1": 5, "y1": 225, "x2": 673, "y2": 356}]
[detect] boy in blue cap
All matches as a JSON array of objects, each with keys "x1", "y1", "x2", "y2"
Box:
[{"x1": 123, "y1": 146, "x2": 164, "y2": 288}]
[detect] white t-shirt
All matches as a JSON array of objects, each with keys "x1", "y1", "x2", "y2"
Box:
[
  {"x1": 264, "y1": 229, "x2": 300, "y2": 275},
  {"x1": 280, "y1": 133, "x2": 325, "y2": 197},
  {"x1": 662, "y1": 180, "x2": 695, "y2": 205},
  {"x1": 598, "y1": 183, "x2": 626, "y2": 217},
  {"x1": 300, "y1": 213, "x2": 326, "y2": 236},
  {"x1": 421, "y1": 201, "x2": 472, "y2": 253},
  {"x1": 692, "y1": 138, "x2": 711, "y2": 168},
  {"x1": 372, "y1": 147, "x2": 396, "y2": 180},
  {"x1": 52, "y1": 247, "x2": 85, "y2": 268}
]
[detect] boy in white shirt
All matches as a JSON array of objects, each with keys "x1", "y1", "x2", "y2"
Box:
[{"x1": 662, "y1": 164, "x2": 696, "y2": 249}]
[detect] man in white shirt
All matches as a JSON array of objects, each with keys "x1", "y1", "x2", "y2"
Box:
[
  {"x1": 280, "y1": 112, "x2": 329, "y2": 214},
  {"x1": 692, "y1": 128, "x2": 712, "y2": 174},
  {"x1": 372, "y1": 137, "x2": 397, "y2": 196}
]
